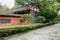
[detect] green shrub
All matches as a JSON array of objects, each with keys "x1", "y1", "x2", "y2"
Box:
[
  {"x1": 0, "y1": 23, "x2": 45, "y2": 37},
  {"x1": 36, "y1": 16, "x2": 46, "y2": 23},
  {"x1": 0, "y1": 22, "x2": 58, "y2": 37}
]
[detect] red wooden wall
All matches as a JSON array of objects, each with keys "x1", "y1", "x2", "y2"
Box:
[
  {"x1": 0, "y1": 16, "x2": 20, "y2": 26},
  {"x1": 0, "y1": 16, "x2": 31, "y2": 26}
]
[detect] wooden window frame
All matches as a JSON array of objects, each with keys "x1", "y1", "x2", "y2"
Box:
[{"x1": 0, "y1": 19, "x2": 11, "y2": 24}]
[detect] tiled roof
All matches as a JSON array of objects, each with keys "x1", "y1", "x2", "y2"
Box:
[
  {"x1": 0, "y1": 2, "x2": 39, "y2": 17},
  {"x1": 0, "y1": 13, "x2": 22, "y2": 17}
]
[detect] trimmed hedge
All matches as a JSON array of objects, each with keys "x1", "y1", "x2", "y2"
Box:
[
  {"x1": 0, "y1": 21, "x2": 59, "y2": 37},
  {"x1": 0, "y1": 23, "x2": 45, "y2": 37}
]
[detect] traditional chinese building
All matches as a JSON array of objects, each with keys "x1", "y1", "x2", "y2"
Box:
[{"x1": 0, "y1": 3, "x2": 39, "y2": 26}]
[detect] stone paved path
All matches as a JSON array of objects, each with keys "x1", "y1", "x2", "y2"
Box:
[{"x1": 0, "y1": 23, "x2": 60, "y2": 40}]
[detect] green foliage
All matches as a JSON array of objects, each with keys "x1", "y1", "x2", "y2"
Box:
[
  {"x1": 56, "y1": 0, "x2": 60, "y2": 3},
  {"x1": 0, "y1": 5, "x2": 9, "y2": 13},
  {"x1": 36, "y1": 16, "x2": 46, "y2": 23},
  {"x1": 42, "y1": 10, "x2": 57, "y2": 22},
  {"x1": 57, "y1": 11, "x2": 60, "y2": 22},
  {"x1": 0, "y1": 23, "x2": 45, "y2": 37},
  {"x1": 15, "y1": 0, "x2": 59, "y2": 23},
  {"x1": 38, "y1": 0, "x2": 58, "y2": 22},
  {"x1": 21, "y1": 14, "x2": 33, "y2": 20},
  {"x1": 15, "y1": 0, "x2": 39, "y2": 7},
  {"x1": 0, "y1": 21, "x2": 58, "y2": 37}
]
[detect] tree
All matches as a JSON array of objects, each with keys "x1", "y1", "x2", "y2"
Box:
[
  {"x1": 15, "y1": 0, "x2": 39, "y2": 7},
  {"x1": 0, "y1": 5, "x2": 9, "y2": 13},
  {"x1": 21, "y1": 14, "x2": 33, "y2": 24},
  {"x1": 56, "y1": 0, "x2": 60, "y2": 3},
  {"x1": 38, "y1": 0, "x2": 58, "y2": 22},
  {"x1": 21, "y1": 14, "x2": 32, "y2": 20},
  {"x1": 15, "y1": 0, "x2": 58, "y2": 23}
]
